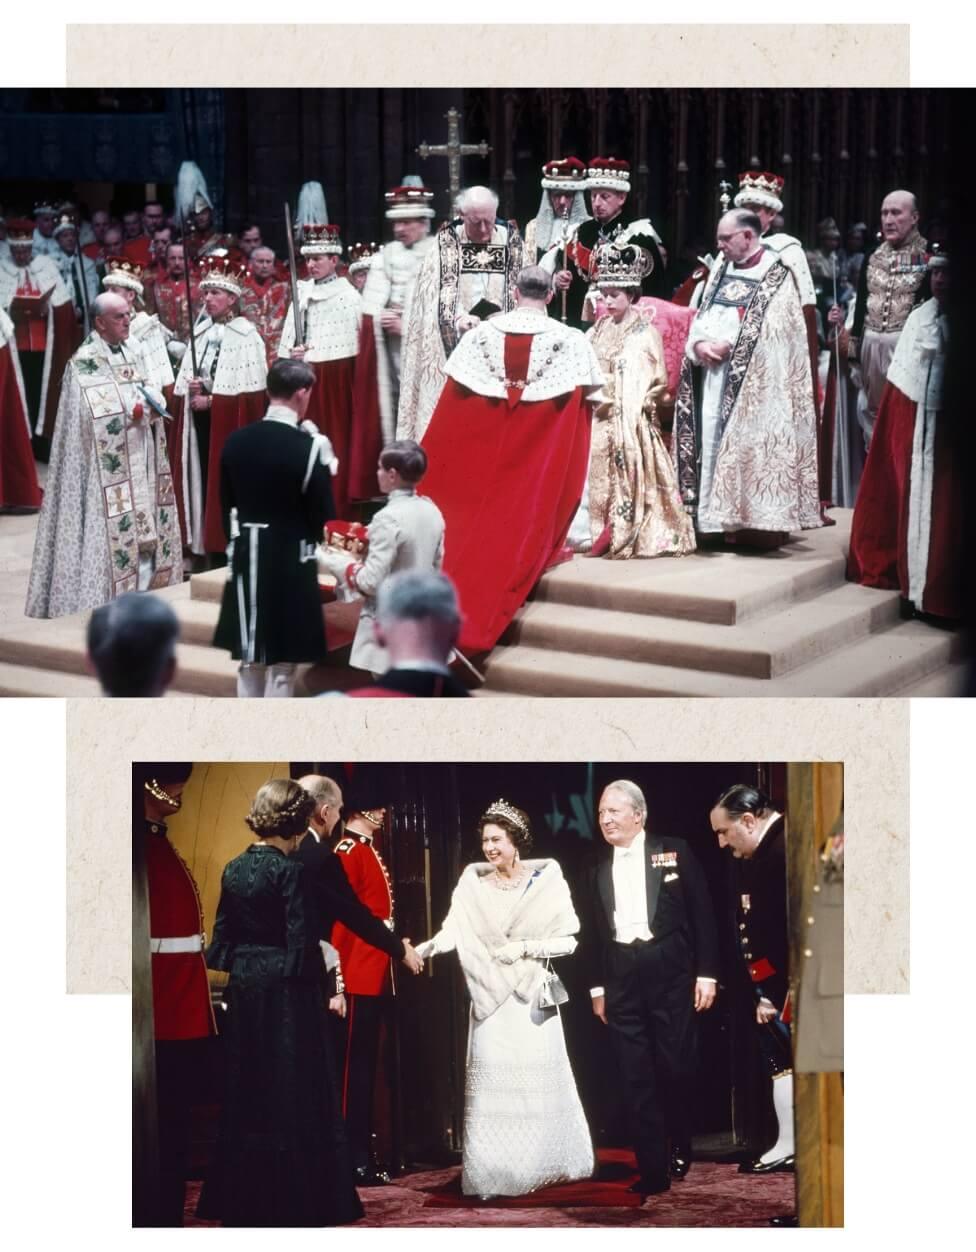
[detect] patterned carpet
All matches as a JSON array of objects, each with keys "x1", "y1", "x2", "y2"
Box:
[{"x1": 183, "y1": 1149, "x2": 795, "y2": 1227}]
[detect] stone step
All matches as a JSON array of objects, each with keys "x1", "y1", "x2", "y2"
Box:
[
  {"x1": 0, "y1": 661, "x2": 103, "y2": 698},
  {"x1": 506, "y1": 581, "x2": 902, "y2": 679},
  {"x1": 0, "y1": 575, "x2": 367, "y2": 698},
  {"x1": 890, "y1": 659, "x2": 969, "y2": 698},
  {"x1": 484, "y1": 618, "x2": 960, "y2": 697},
  {"x1": 530, "y1": 510, "x2": 854, "y2": 626},
  {"x1": 0, "y1": 609, "x2": 242, "y2": 696}
]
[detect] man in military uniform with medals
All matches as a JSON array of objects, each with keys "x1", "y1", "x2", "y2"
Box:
[{"x1": 710, "y1": 784, "x2": 795, "y2": 1175}]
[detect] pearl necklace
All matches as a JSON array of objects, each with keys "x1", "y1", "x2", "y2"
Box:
[{"x1": 490, "y1": 866, "x2": 526, "y2": 891}]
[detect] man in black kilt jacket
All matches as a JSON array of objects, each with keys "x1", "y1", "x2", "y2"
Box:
[
  {"x1": 578, "y1": 779, "x2": 719, "y2": 1200},
  {"x1": 213, "y1": 358, "x2": 335, "y2": 697}
]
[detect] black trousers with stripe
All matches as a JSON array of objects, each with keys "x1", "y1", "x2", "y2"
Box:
[
  {"x1": 604, "y1": 933, "x2": 699, "y2": 1188},
  {"x1": 336, "y1": 993, "x2": 392, "y2": 1171}
]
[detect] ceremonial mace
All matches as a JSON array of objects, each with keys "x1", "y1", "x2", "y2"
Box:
[
  {"x1": 74, "y1": 250, "x2": 91, "y2": 339},
  {"x1": 830, "y1": 253, "x2": 847, "y2": 496},
  {"x1": 558, "y1": 203, "x2": 571, "y2": 323},
  {"x1": 283, "y1": 202, "x2": 304, "y2": 349}
]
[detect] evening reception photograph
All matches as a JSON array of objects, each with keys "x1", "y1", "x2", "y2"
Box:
[
  {"x1": 0, "y1": 87, "x2": 966, "y2": 697},
  {"x1": 133, "y1": 758, "x2": 842, "y2": 1228}
]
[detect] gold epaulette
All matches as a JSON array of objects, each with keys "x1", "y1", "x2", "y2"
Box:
[{"x1": 335, "y1": 838, "x2": 356, "y2": 854}]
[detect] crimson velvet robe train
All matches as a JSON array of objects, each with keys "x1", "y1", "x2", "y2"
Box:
[
  {"x1": 0, "y1": 337, "x2": 42, "y2": 508},
  {"x1": 846, "y1": 379, "x2": 960, "y2": 619},
  {"x1": 421, "y1": 325, "x2": 595, "y2": 653},
  {"x1": 171, "y1": 389, "x2": 268, "y2": 554}
]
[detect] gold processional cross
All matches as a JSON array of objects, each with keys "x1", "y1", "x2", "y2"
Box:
[{"x1": 417, "y1": 107, "x2": 491, "y2": 205}]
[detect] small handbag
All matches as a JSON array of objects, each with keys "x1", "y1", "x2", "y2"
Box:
[{"x1": 536, "y1": 958, "x2": 569, "y2": 1010}]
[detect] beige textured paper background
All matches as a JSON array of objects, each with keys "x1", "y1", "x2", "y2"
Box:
[
  {"x1": 67, "y1": 697, "x2": 907, "y2": 995},
  {"x1": 65, "y1": 23, "x2": 908, "y2": 86}
]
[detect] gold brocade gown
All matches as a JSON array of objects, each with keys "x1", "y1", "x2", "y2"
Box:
[{"x1": 585, "y1": 310, "x2": 696, "y2": 558}]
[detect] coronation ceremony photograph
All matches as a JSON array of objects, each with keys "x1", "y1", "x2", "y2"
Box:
[
  {"x1": 0, "y1": 19, "x2": 970, "y2": 1252},
  {"x1": 0, "y1": 85, "x2": 968, "y2": 699},
  {"x1": 133, "y1": 758, "x2": 843, "y2": 1229}
]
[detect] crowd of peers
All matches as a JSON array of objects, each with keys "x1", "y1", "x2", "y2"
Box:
[
  {"x1": 140, "y1": 768, "x2": 824, "y2": 1226},
  {"x1": 3, "y1": 157, "x2": 958, "y2": 693}
]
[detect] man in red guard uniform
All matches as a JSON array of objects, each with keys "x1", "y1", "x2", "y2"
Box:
[
  {"x1": 847, "y1": 248, "x2": 960, "y2": 622},
  {"x1": 277, "y1": 222, "x2": 362, "y2": 518},
  {"x1": 349, "y1": 179, "x2": 436, "y2": 502},
  {"x1": 711, "y1": 784, "x2": 795, "y2": 1177},
  {"x1": 175, "y1": 161, "x2": 240, "y2": 263},
  {"x1": 295, "y1": 773, "x2": 423, "y2": 1015},
  {"x1": 81, "y1": 207, "x2": 112, "y2": 263},
  {"x1": 123, "y1": 200, "x2": 167, "y2": 272},
  {"x1": 420, "y1": 265, "x2": 603, "y2": 656},
  {"x1": 153, "y1": 240, "x2": 200, "y2": 351},
  {"x1": 0, "y1": 307, "x2": 43, "y2": 510},
  {"x1": 0, "y1": 218, "x2": 76, "y2": 455},
  {"x1": 241, "y1": 246, "x2": 290, "y2": 368},
  {"x1": 171, "y1": 256, "x2": 267, "y2": 562},
  {"x1": 331, "y1": 796, "x2": 401, "y2": 1183},
  {"x1": 140, "y1": 224, "x2": 174, "y2": 317},
  {"x1": 141, "y1": 763, "x2": 216, "y2": 1226}
]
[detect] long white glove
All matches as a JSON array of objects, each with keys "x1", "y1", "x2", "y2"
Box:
[
  {"x1": 493, "y1": 935, "x2": 578, "y2": 964},
  {"x1": 414, "y1": 928, "x2": 455, "y2": 960}
]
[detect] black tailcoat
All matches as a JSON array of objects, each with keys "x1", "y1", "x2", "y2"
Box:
[
  {"x1": 730, "y1": 816, "x2": 789, "y2": 1012},
  {"x1": 578, "y1": 834, "x2": 718, "y2": 1189},
  {"x1": 213, "y1": 416, "x2": 335, "y2": 664}
]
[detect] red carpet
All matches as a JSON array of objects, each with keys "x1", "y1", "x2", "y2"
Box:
[
  {"x1": 183, "y1": 1150, "x2": 796, "y2": 1227},
  {"x1": 419, "y1": 1147, "x2": 641, "y2": 1208}
]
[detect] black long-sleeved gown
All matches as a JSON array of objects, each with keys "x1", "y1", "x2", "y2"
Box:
[{"x1": 196, "y1": 844, "x2": 362, "y2": 1227}]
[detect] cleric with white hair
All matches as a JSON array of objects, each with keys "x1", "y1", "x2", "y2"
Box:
[{"x1": 397, "y1": 183, "x2": 524, "y2": 441}]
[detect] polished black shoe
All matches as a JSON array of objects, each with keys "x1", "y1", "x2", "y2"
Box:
[
  {"x1": 670, "y1": 1152, "x2": 691, "y2": 1180},
  {"x1": 769, "y1": 1215, "x2": 799, "y2": 1227},
  {"x1": 738, "y1": 1155, "x2": 795, "y2": 1175},
  {"x1": 354, "y1": 1166, "x2": 392, "y2": 1186}
]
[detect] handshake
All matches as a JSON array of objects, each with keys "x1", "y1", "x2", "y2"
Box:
[{"x1": 401, "y1": 939, "x2": 424, "y2": 975}]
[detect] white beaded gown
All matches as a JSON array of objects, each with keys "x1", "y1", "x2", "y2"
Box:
[{"x1": 425, "y1": 861, "x2": 594, "y2": 1198}]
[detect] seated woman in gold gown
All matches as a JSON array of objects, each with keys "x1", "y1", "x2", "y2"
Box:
[{"x1": 578, "y1": 242, "x2": 696, "y2": 560}]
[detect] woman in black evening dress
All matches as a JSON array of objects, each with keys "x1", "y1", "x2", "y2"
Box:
[{"x1": 196, "y1": 778, "x2": 363, "y2": 1227}]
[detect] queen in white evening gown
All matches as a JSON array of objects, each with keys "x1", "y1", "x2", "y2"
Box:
[{"x1": 415, "y1": 799, "x2": 594, "y2": 1199}]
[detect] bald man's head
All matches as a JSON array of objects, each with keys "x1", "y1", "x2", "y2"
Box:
[
  {"x1": 296, "y1": 774, "x2": 343, "y2": 836},
  {"x1": 93, "y1": 291, "x2": 131, "y2": 345},
  {"x1": 880, "y1": 189, "x2": 919, "y2": 248}
]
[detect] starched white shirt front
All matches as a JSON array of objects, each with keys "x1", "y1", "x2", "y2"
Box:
[{"x1": 612, "y1": 828, "x2": 654, "y2": 944}]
